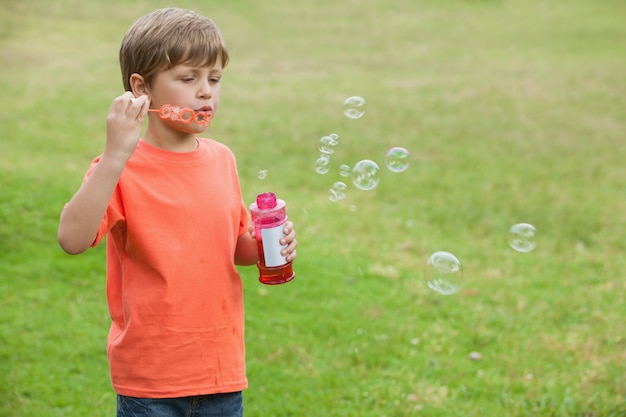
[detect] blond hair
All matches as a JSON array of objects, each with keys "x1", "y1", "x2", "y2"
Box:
[{"x1": 119, "y1": 8, "x2": 229, "y2": 91}]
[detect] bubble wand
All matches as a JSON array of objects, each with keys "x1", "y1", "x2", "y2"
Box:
[{"x1": 147, "y1": 104, "x2": 213, "y2": 127}]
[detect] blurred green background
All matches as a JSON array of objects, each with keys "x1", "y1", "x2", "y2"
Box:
[{"x1": 1, "y1": 0, "x2": 625, "y2": 416}]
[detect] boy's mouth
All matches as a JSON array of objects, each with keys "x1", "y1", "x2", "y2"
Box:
[{"x1": 195, "y1": 106, "x2": 213, "y2": 114}]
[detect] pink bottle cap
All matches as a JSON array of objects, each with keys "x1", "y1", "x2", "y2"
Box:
[{"x1": 256, "y1": 192, "x2": 277, "y2": 209}]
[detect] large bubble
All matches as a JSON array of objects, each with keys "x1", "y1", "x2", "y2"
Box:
[
  {"x1": 385, "y1": 147, "x2": 410, "y2": 173},
  {"x1": 343, "y1": 96, "x2": 366, "y2": 119},
  {"x1": 509, "y1": 223, "x2": 537, "y2": 253},
  {"x1": 351, "y1": 159, "x2": 380, "y2": 191},
  {"x1": 425, "y1": 251, "x2": 462, "y2": 295}
]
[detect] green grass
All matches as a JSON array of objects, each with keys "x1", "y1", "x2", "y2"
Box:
[{"x1": 1, "y1": 0, "x2": 625, "y2": 416}]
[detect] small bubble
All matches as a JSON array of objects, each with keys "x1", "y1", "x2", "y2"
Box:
[
  {"x1": 257, "y1": 169, "x2": 268, "y2": 180},
  {"x1": 314, "y1": 156, "x2": 331, "y2": 174},
  {"x1": 351, "y1": 159, "x2": 380, "y2": 191},
  {"x1": 385, "y1": 147, "x2": 410, "y2": 173},
  {"x1": 328, "y1": 181, "x2": 348, "y2": 202},
  {"x1": 425, "y1": 251, "x2": 462, "y2": 295},
  {"x1": 339, "y1": 164, "x2": 351, "y2": 177},
  {"x1": 509, "y1": 223, "x2": 537, "y2": 253},
  {"x1": 319, "y1": 135, "x2": 338, "y2": 155},
  {"x1": 343, "y1": 96, "x2": 366, "y2": 119}
]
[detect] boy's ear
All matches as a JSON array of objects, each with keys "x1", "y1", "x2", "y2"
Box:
[{"x1": 129, "y1": 73, "x2": 150, "y2": 97}]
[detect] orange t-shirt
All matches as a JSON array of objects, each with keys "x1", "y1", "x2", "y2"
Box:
[{"x1": 88, "y1": 138, "x2": 249, "y2": 398}]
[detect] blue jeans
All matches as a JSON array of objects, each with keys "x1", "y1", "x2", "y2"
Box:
[{"x1": 116, "y1": 392, "x2": 243, "y2": 417}]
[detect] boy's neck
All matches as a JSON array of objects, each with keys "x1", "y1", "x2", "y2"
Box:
[{"x1": 142, "y1": 123, "x2": 199, "y2": 153}]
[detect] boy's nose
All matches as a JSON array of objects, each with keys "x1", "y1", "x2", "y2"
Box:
[{"x1": 198, "y1": 81, "x2": 212, "y2": 99}]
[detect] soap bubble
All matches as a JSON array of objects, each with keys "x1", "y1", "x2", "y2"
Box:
[
  {"x1": 257, "y1": 169, "x2": 268, "y2": 180},
  {"x1": 314, "y1": 156, "x2": 331, "y2": 174},
  {"x1": 329, "y1": 181, "x2": 348, "y2": 202},
  {"x1": 509, "y1": 223, "x2": 537, "y2": 253},
  {"x1": 343, "y1": 96, "x2": 366, "y2": 119},
  {"x1": 339, "y1": 164, "x2": 351, "y2": 177},
  {"x1": 351, "y1": 159, "x2": 380, "y2": 191},
  {"x1": 425, "y1": 251, "x2": 462, "y2": 295},
  {"x1": 319, "y1": 135, "x2": 338, "y2": 155},
  {"x1": 385, "y1": 147, "x2": 410, "y2": 173}
]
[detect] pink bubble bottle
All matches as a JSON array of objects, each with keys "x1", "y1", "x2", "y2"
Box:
[{"x1": 249, "y1": 192, "x2": 295, "y2": 285}]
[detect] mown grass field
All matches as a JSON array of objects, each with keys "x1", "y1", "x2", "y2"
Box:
[{"x1": 1, "y1": 0, "x2": 625, "y2": 416}]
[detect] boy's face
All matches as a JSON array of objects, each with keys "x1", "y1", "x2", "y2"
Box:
[{"x1": 147, "y1": 58, "x2": 223, "y2": 134}]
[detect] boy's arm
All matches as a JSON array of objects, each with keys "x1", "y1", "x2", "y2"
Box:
[
  {"x1": 234, "y1": 229, "x2": 259, "y2": 266},
  {"x1": 58, "y1": 155, "x2": 126, "y2": 254},
  {"x1": 58, "y1": 92, "x2": 150, "y2": 254}
]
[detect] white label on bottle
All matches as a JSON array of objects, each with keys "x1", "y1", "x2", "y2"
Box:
[{"x1": 261, "y1": 224, "x2": 288, "y2": 267}]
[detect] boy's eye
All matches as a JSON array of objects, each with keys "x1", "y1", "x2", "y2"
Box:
[{"x1": 182, "y1": 77, "x2": 195, "y2": 82}]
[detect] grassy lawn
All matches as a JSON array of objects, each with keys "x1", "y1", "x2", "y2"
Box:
[{"x1": 1, "y1": 0, "x2": 625, "y2": 416}]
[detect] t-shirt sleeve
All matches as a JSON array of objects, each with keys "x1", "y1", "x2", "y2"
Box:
[
  {"x1": 81, "y1": 156, "x2": 125, "y2": 247},
  {"x1": 238, "y1": 198, "x2": 250, "y2": 238}
]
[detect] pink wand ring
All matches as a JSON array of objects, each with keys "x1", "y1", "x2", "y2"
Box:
[{"x1": 148, "y1": 104, "x2": 213, "y2": 127}]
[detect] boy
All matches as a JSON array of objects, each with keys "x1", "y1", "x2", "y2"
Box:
[{"x1": 57, "y1": 8, "x2": 297, "y2": 417}]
